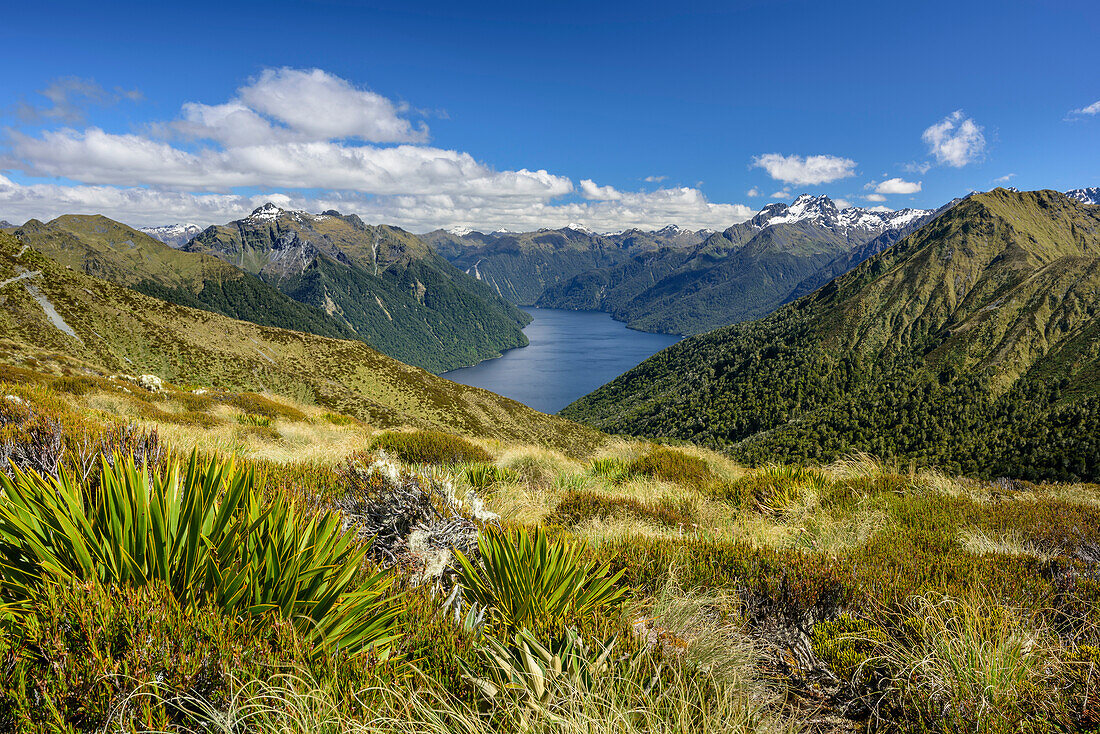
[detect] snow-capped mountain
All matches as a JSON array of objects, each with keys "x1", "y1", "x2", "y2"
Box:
[
  {"x1": 751, "y1": 194, "x2": 932, "y2": 235},
  {"x1": 139, "y1": 223, "x2": 204, "y2": 248},
  {"x1": 1067, "y1": 187, "x2": 1100, "y2": 206}
]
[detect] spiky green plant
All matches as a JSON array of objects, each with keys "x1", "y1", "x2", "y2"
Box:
[
  {"x1": 461, "y1": 628, "x2": 622, "y2": 727},
  {"x1": 454, "y1": 526, "x2": 626, "y2": 633},
  {"x1": 0, "y1": 452, "x2": 400, "y2": 658}
]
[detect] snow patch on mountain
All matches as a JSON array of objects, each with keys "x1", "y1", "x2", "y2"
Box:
[
  {"x1": 751, "y1": 194, "x2": 932, "y2": 235},
  {"x1": 1067, "y1": 188, "x2": 1100, "y2": 206},
  {"x1": 139, "y1": 223, "x2": 204, "y2": 248}
]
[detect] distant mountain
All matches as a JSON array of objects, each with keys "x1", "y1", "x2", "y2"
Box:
[
  {"x1": 424, "y1": 225, "x2": 710, "y2": 305},
  {"x1": 0, "y1": 230, "x2": 597, "y2": 450},
  {"x1": 139, "y1": 223, "x2": 204, "y2": 248},
  {"x1": 0, "y1": 220, "x2": 15, "y2": 230},
  {"x1": 538, "y1": 195, "x2": 934, "y2": 334},
  {"x1": 1067, "y1": 187, "x2": 1100, "y2": 206},
  {"x1": 12, "y1": 215, "x2": 358, "y2": 342},
  {"x1": 184, "y1": 204, "x2": 531, "y2": 373},
  {"x1": 564, "y1": 189, "x2": 1100, "y2": 482}
]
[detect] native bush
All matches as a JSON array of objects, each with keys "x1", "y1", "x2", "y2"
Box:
[
  {"x1": 551, "y1": 489, "x2": 698, "y2": 529},
  {"x1": 455, "y1": 525, "x2": 626, "y2": 635},
  {"x1": 368, "y1": 430, "x2": 491, "y2": 465},
  {"x1": 0, "y1": 452, "x2": 400, "y2": 660},
  {"x1": 627, "y1": 446, "x2": 714, "y2": 487}
]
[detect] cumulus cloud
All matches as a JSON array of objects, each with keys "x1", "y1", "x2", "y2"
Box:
[
  {"x1": 1067, "y1": 100, "x2": 1100, "y2": 118},
  {"x1": 644, "y1": 175, "x2": 667, "y2": 183},
  {"x1": 579, "y1": 179, "x2": 623, "y2": 200},
  {"x1": 922, "y1": 110, "x2": 985, "y2": 167},
  {"x1": 752, "y1": 153, "x2": 857, "y2": 186},
  {"x1": 994, "y1": 173, "x2": 1016, "y2": 184},
  {"x1": 746, "y1": 187, "x2": 760, "y2": 197},
  {"x1": 872, "y1": 177, "x2": 922, "y2": 194},
  {"x1": 1, "y1": 68, "x2": 756, "y2": 232},
  {"x1": 864, "y1": 193, "x2": 886, "y2": 202},
  {"x1": 833, "y1": 198, "x2": 853, "y2": 209},
  {"x1": 15, "y1": 77, "x2": 142, "y2": 123},
  {"x1": 770, "y1": 190, "x2": 791, "y2": 199}
]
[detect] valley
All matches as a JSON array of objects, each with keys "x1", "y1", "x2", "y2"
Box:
[{"x1": 0, "y1": 11, "x2": 1097, "y2": 729}]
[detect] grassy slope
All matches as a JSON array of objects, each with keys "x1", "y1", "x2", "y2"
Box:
[
  {"x1": 0, "y1": 231, "x2": 600, "y2": 453},
  {"x1": 185, "y1": 213, "x2": 531, "y2": 373},
  {"x1": 13, "y1": 215, "x2": 359, "y2": 341},
  {"x1": 563, "y1": 190, "x2": 1100, "y2": 479}
]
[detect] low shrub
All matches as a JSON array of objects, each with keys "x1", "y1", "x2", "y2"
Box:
[
  {"x1": 627, "y1": 446, "x2": 714, "y2": 488},
  {"x1": 368, "y1": 430, "x2": 491, "y2": 465},
  {"x1": 550, "y1": 490, "x2": 698, "y2": 529},
  {"x1": 51, "y1": 374, "x2": 105, "y2": 396},
  {"x1": 460, "y1": 462, "x2": 520, "y2": 490},
  {"x1": 735, "y1": 464, "x2": 831, "y2": 515},
  {"x1": 590, "y1": 457, "x2": 634, "y2": 483},
  {"x1": 455, "y1": 525, "x2": 626, "y2": 635},
  {"x1": 224, "y1": 392, "x2": 307, "y2": 422},
  {"x1": 0, "y1": 452, "x2": 401, "y2": 660}
]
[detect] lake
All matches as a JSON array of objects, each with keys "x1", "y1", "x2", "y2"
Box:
[{"x1": 441, "y1": 307, "x2": 681, "y2": 414}]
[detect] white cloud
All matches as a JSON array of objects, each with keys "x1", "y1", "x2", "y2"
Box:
[
  {"x1": 873, "y1": 177, "x2": 922, "y2": 194},
  {"x1": 770, "y1": 190, "x2": 791, "y2": 199},
  {"x1": 903, "y1": 161, "x2": 932, "y2": 175},
  {"x1": 1067, "y1": 100, "x2": 1100, "y2": 118},
  {"x1": 0, "y1": 68, "x2": 757, "y2": 232},
  {"x1": 833, "y1": 198, "x2": 853, "y2": 209},
  {"x1": 746, "y1": 187, "x2": 760, "y2": 197},
  {"x1": 864, "y1": 193, "x2": 887, "y2": 202},
  {"x1": 579, "y1": 179, "x2": 623, "y2": 200},
  {"x1": 8, "y1": 128, "x2": 574, "y2": 198},
  {"x1": 994, "y1": 173, "x2": 1016, "y2": 184},
  {"x1": 922, "y1": 110, "x2": 985, "y2": 167},
  {"x1": 644, "y1": 175, "x2": 667, "y2": 183},
  {"x1": 0, "y1": 175, "x2": 752, "y2": 232},
  {"x1": 751, "y1": 153, "x2": 857, "y2": 186}
]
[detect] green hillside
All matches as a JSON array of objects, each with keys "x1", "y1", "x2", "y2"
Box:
[
  {"x1": 425, "y1": 227, "x2": 637, "y2": 304},
  {"x1": 185, "y1": 206, "x2": 531, "y2": 372},
  {"x1": 538, "y1": 208, "x2": 936, "y2": 335},
  {"x1": 0, "y1": 230, "x2": 599, "y2": 452},
  {"x1": 12, "y1": 215, "x2": 358, "y2": 342},
  {"x1": 563, "y1": 190, "x2": 1100, "y2": 481}
]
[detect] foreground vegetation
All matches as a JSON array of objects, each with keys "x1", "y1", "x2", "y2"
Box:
[{"x1": 2, "y1": 371, "x2": 1100, "y2": 732}]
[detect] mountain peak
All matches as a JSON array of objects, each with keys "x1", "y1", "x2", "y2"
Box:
[
  {"x1": 248, "y1": 202, "x2": 285, "y2": 220},
  {"x1": 750, "y1": 193, "x2": 931, "y2": 234},
  {"x1": 1067, "y1": 187, "x2": 1100, "y2": 206}
]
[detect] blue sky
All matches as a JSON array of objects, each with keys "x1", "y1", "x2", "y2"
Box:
[{"x1": 0, "y1": 0, "x2": 1096, "y2": 231}]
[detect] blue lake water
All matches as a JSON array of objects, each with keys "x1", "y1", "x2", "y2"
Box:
[{"x1": 441, "y1": 307, "x2": 681, "y2": 414}]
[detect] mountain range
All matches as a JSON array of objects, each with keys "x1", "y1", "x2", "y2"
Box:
[
  {"x1": 423, "y1": 224, "x2": 713, "y2": 307},
  {"x1": 12, "y1": 215, "x2": 359, "y2": 342},
  {"x1": 429, "y1": 196, "x2": 937, "y2": 335},
  {"x1": 564, "y1": 189, "x2": 1100, "y2": 481},
  {"x1": 0, "y1": 229, "x2": 595, "y2": 450},
  {"x1": 140, "y1": 223, "x2": 204, "y2": 248}
]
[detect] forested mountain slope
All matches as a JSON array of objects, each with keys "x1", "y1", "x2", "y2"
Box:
[
  {"x1": 184, "y1": 204, "x2": 531, "y2": 372},
  {"x1": 12, "y1": 215, "x2": 359, "y2": 341},
  {"x1": 563, "y1": 190, "x2": 1100, "y2": 481}
]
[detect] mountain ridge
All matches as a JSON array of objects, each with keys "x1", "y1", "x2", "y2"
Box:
[
  {"x1": 0, "y1": 229, "x2": 598, "y2": 451},
  {"x1": 182, "y1": 204, "x2": 532, "y2": 373},
  {"x1": 563, "y1": 189, "x2": 1100, "y2": 481}
]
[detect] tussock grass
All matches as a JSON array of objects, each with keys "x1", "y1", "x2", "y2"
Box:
[{"x1": 875, "y1": 595, "x2": 1061, "y2": 731}]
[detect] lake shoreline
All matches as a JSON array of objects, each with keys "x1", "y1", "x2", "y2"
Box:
[{"x1": 441, "y1": 307, "x2": 681, "y2": 414}]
